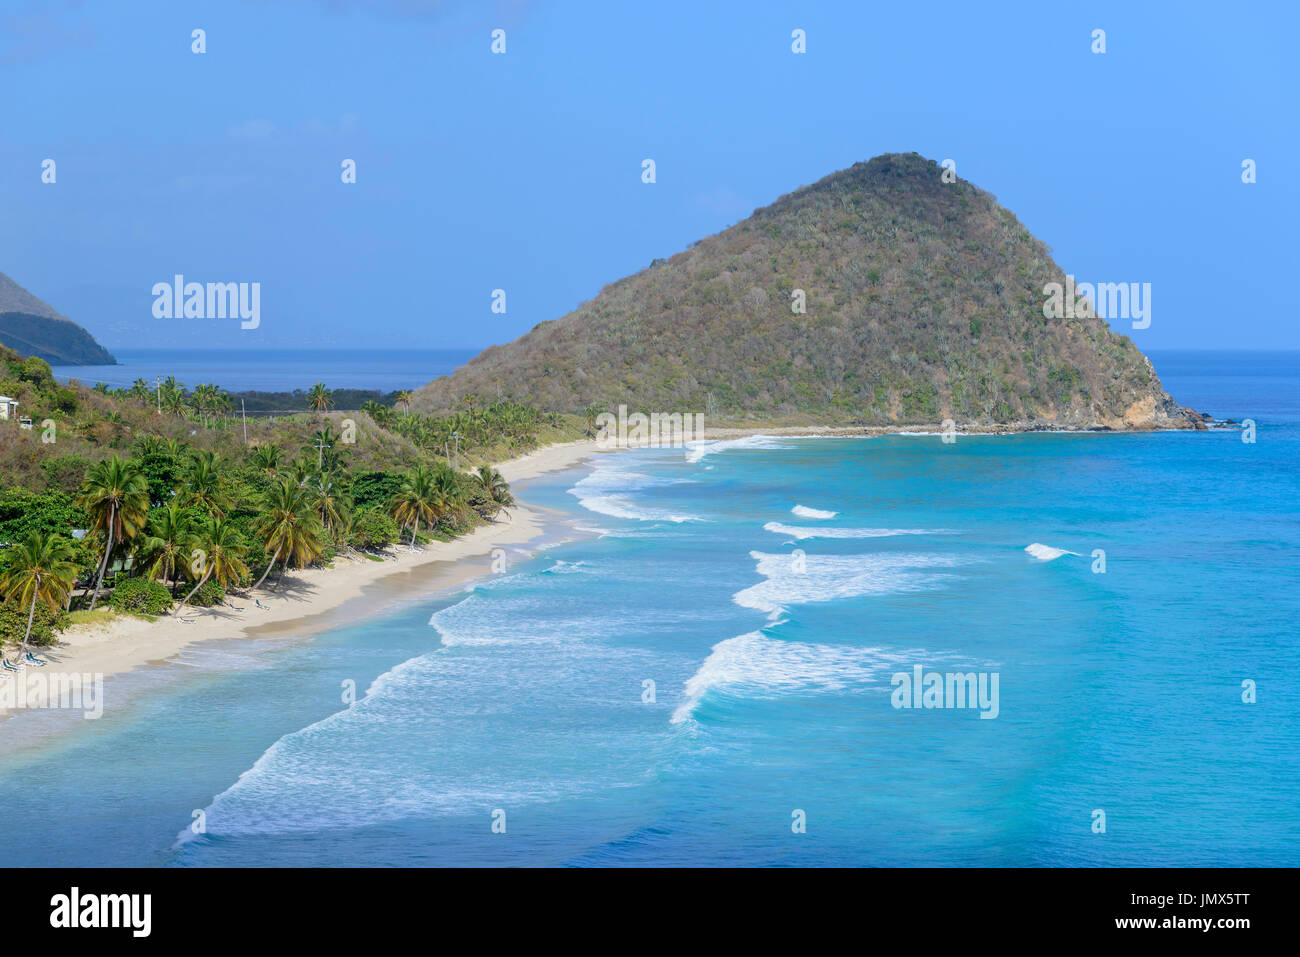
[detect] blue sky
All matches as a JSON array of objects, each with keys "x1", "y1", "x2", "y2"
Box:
[{"x1": 1, "y1": 0, "x2": 1295, "y2": 352}]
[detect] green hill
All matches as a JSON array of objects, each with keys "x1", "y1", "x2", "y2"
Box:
[
  {"x1": 412, "y1": 153, "x2": 1195, "y2": 430},
  {"x1": 0, "y1": 272, "x2": 116, "y2": 365}
]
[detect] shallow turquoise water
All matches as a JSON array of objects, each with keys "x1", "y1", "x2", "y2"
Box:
[{"x1": 1, "y1": 352, "x2": 1296, "y2": 866}]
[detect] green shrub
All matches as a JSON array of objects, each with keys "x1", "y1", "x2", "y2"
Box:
[
  {"x1": 350, "y1": 508, "x2": 400, "y2": 549},
  {"x1": 0, "y1": 599, "x2": 68, "y2": 648},
  {"x1": 18, "y1": 356, "x2": 55, "y2": 389},
  {"x1": 349, "y1": 471, "x2": 404, "y2": 511},
  {"x1": 189, "y1": 579, "x2": 226, "y2": 607},
  {"x1": 40, "y1": 454, "x2": 92, "y2": 494},
  {"x1": 108, "y1": 576, "x2": 173, "y2": 616}
]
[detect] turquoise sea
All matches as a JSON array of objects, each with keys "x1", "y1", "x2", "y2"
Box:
[{"x1": 1, "y1": 351, "x2": 1296, "y2": 866}]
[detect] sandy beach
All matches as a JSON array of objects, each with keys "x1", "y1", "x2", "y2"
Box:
[
  {"x1": 1, "y1": 419, "x2": 1217, "y2": 719},
  {"x1": 1, "y1": 439, "x2": 600, "y2": 715}
]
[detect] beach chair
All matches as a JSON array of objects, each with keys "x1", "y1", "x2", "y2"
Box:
[
  {"x1": 254, "y1": 599, "x2": 270, "y2": 610},
  {"x1": 2, "y1": 658, "x2": 21, "y2": 673},
  {"x1": 24, "y1": 652, "x2": 47, "y2": 666},
  {"x1": 178, "y1": 616, "x2": 196, "y2": 623}
]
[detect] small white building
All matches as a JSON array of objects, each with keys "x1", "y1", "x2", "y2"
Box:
[{"x1": 0, "y1": 396, "x2": 16, "y2": 420}]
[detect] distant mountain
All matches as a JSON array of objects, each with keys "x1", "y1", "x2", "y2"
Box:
[
  {"x1": 412, "y1": 153, "x2": 1196, "y2": 430},
  {"x1": 0, "y1": 272, "x2": 116, "y2": 365}
]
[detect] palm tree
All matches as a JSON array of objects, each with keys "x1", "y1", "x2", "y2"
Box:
[
  {"x1": 249, "y1": 444, "x2": 283, "y2": 475},
  {"x1": 430, "y1": 462, "x2": 466, "y2": 526},
  {"x1": 132, "y1": 434, "x2": 164, "y2": 457},
  {"x1": 474, "y1": 465, "x2": 515, "y2": 518},
  {"x1": 0, "y1": 533, "x2": 78, "y2": 664},
  {"x1": 175, "y1": 516, "x2": 249, "y2": 618},
  {"x1": 179, "y1": 450, "x2": 228, "y2": 516},
  {"x1": 78, "y1": 456, "x2": 150, "y2": 610},
  {"x1": 129, "y1": 378, "x2": 151, "y2": 406},
  {"x1": 162, "y1": 388, "x2": 189, "y2": 419},
  {"x1": 140, "y1": 504, "x2": 192, "y2": 597},
  {"x1": 192, "y1": 383, "x2": 218, "y2": 426},
  {"x1": 252, "y1": 477, "x2": 325, "y2": 589},
  {"x1": 395, "y1": 390, "x2": 412, "y2": 412},
  {"x1": 308, "y1": 477, "x2": 349, "y2": 539},
  {"x1": 389, "y1": 466, "x2": 437, "y2": 547},
  {"x1": 286, "y1": 456, "x2": 317, "y2": 488},
  {"x1": 307, "y1": 382, "x2": 334, "y2": 414},
  {"x1": 360, "y1": 400, "x2": 392, "y2": 426}
]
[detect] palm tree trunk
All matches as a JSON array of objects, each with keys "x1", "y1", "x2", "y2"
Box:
[
  {"x1": 252, "y1": 544, "x2": 282, "y2": 590},
  {"x1": 271, "y1": 557, "x2": 289, "y2": 591},
  {"x1": 88, "y1": 505, "x2": 116, "y2": 611},
  {"x1": 11, "y1": 589, "x2": 39, "y2": 665},
  {"x1": 175, "y1": 570, "x2": 212, "y2": 618}
]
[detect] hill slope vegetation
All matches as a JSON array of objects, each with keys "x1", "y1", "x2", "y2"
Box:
[
  {"x1": 413, "y1": 153, "x2": 1194, "y2": 430},
  {"x1": 0, "y1": 271, "x2": 116, "y2": 365}
]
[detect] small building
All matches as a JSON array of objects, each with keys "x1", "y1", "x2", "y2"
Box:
[{"x1": 0, "y1": 395, "x2": 16, "y2": 420}]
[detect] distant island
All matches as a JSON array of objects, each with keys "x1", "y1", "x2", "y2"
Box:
[
  {"x1": 414, "y1": 153, "x2": 1199, "y2": 431},
  {"x1": 0, "y1": 271, "x2": 116, "y2": 366}
]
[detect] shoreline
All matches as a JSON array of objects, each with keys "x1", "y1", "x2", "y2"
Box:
[
  {"x1": 0, "y1": 422, "x2": 1225, "y2": 725},
  {"x1": 0, "y1": 439, "x2": 601, "y2": 719}
]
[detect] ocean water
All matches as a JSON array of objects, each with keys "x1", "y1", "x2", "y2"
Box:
[
  {"x1": 48, "y1": 348, "x2": 479, "y2": 393},
  {"x1": 0, "y1": 351, "x2": 1296, "y2": 866}
]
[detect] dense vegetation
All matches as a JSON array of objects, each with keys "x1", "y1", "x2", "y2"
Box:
[
  {"x1": 413, "y1": 153, "x2": 1193, "y2": 430},
  {"x1": 230, "y1": 388, "x2": 404, "y2": 414},
  {"x1": 0, "y1": 345, "x2": 577, "y2": 658}
]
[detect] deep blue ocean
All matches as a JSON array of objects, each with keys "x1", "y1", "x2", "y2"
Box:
[{"x1": 1, "y1": 351, "x2": 1296, "y2": 866}]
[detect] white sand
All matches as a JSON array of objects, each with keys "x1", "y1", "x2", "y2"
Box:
[{"x1": 0, "y1": 439, "x2": 600, "y2": 714}]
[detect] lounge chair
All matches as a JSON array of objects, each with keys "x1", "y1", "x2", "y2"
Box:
[
  {"x1": 24, "y1": 652, "x2": 47, "y2": 666},
  {"x1": 178, "y1": 616, "x2": 196, "y2": 623},
  {"x1": 254, "y1": 599, "x2": 270, "y2": 610},
  {"x1": 2, "y1": 658, "x2": 21, "y2": 673}
]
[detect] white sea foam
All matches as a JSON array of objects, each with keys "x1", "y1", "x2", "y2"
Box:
[
  {"x1": 791, "y1": 504, "x2": 838, "y2": 519},
  {"x1": 671, "y1": 631, "x2": 912, "y2": 724},
  {"x1": 734, "y1": 550, "x2": 967, "y2": 618},
  {"x1": 567, "y1": 463, "x2": 699, "y2": 523},
  {"x1": 684, "y1": 434, "x2": 793, "y2": 464},
  {"x1": 543, "y1": 559, "x2": 592, "y2": 575},
  {"x1": 1024, "y1": 543, "x2": 1079, "y2": 561},
  {"x1": 763, "y1": 521, "x2": 949, "y2": 541},
  {"x1": 187, "y1": 593, "x2": 642, "y2": 840}
]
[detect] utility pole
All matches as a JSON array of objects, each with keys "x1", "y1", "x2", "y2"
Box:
[
  {"x1": 155, "y1": 376, "x2": 162, "y2": 415},
  {"x1": 452, "y1": 430, "x2": 460, "y2": 470},
  {"x1": 315, "y1": 437, "x2": 327, "y2": 470},
  {"x1": 241, "y1": 398, "x2": 248, "y2": 445}
]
